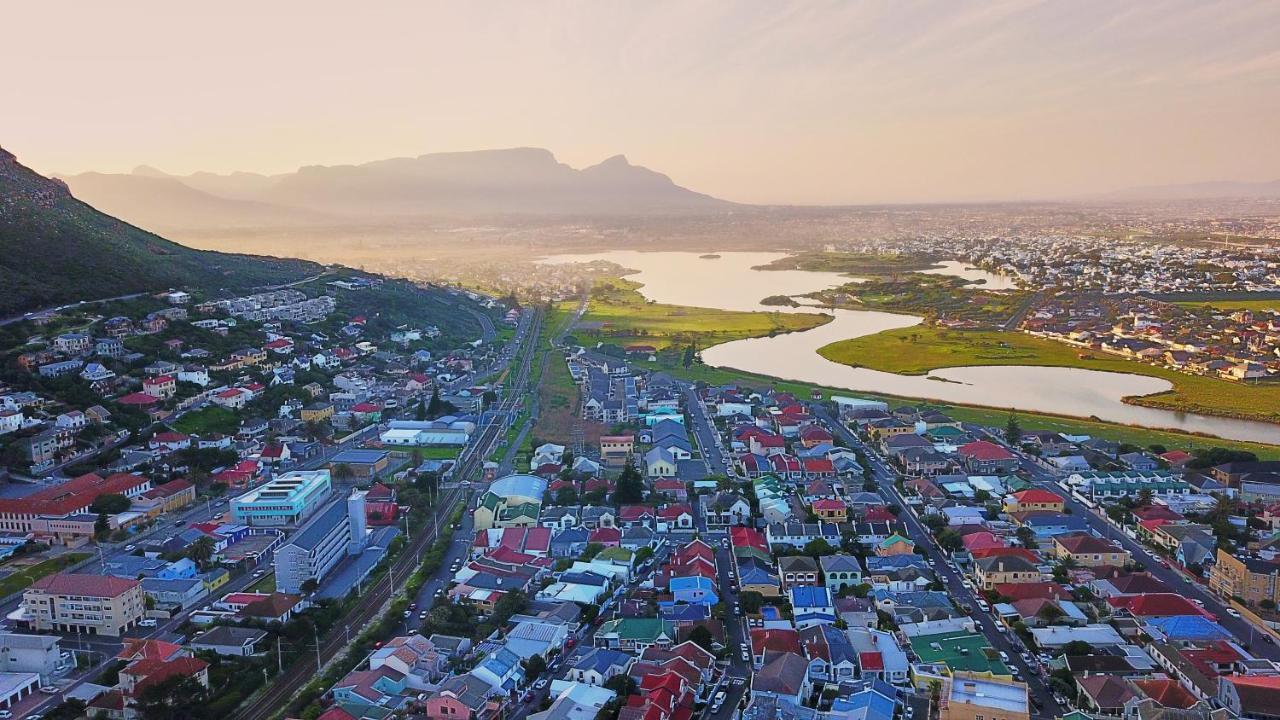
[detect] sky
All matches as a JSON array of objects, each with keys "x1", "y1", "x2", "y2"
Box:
[{"x1": 5, "y1": 1, "x2": 1280, "y2": 205}]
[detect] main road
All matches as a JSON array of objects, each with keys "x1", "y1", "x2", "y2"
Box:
[{"x1": 810, "y1": 404, "x2": 1063, "y2": 719}]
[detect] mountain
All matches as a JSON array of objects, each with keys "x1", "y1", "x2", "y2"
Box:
[
  {"x1": 55, "y1": 171, "x2": 330, "y2": 231},
  {"x1": 0, "y1": 146, "x2": 319, "y2": 316},
  {"x1": 1094, "y1": 179, "x2": 1280, "y2": 201},
  {"x1": 58, "y1": 147, "x2": 732, "y2": 230}
]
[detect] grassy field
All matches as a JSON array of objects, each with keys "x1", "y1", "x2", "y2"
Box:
[
  {"x1": 0, "y1": 552, "x2": 92, "y2": 598},
  {"x1": 1174, "y1": 299, "x2": 1280, "y2": 312},
  {"x1": 172, "y1": 406, "x2": 241, "y2": 435},
  {"x1": 639, "y1": 354, "x2": 1280, "y2": 459},
  {"x1": 570, "y1": 278, "x2": 830, "y2": 350},
  {"x1": 414, "y1": 447, "x2": 461, "y2": 460},
  {"x1": 815, "y1": 326, "x2": 1280, "y2": 426},
  {"x1": 753, "y1": 251, "x2": 942, "y2": 276}
]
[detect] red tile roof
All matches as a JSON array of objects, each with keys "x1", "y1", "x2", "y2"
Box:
[
  {"x1": 0, "y1": 472, "x2": 150, "y2": 517},
  {"x1": 858, "y1": 651, "x2": 884, "y2": 671},
  {"x1": 118, "y1": 392, "x2": 160, "y2": 406},
  {"x1": 1009, "y1": 488, "x2": 1063, "y2": 505},
  {"x1": 31, "y1": 572, "x2": 139, "y2": 598},
  {"x1": 1106, "y1": 593, "x2": 1209, "y2": 617},
  {"x1": 958, "y1": 440, "x2": 1015, "y2": 461}
]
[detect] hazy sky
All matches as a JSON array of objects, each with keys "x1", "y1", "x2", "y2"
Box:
[{"x1": 5, "y1": 1, "x2": 1280, "y2": 204}]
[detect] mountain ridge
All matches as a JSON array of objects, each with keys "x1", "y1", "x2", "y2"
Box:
[{"x1": 59, "y1": 147, "x2": 733, "y2": 231}]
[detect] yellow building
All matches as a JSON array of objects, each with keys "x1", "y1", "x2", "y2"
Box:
[
  {"x1": 300, "y1": 402, "x2": 335, "y2": 423},
  {"x1": 973, "y1": 556, "x2": 1041, "y2": 591},
  {"x1": 1209, "y1": 548, "x2": 1280, "y2": 608},
  {"x1": 1052, "y1": 533, "x2": 1130, "y2": 568}
]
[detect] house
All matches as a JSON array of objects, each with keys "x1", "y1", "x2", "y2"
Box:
[
  {"x1": 190, "y1": 626, "x2": 268, "y2": 657},
  {"x1": 752, "y1": 652, "x2": 811, "y2": 705},
  {"x1": 789, "y1": 586, "x2": 835, "y2": 628},
  {"x1": 821, "y1": 554, "x2": 863, "y2": 591},
  {"x1": 811, "y1": 498, "x2": 848, "y2": 522},
  {"x1": 875, "y1": 533, "x2": 915, "y2": 557},
  {"x1": 941, "y1": 672, "x2": 1030, "y2": 720},
  {"x1": 704, "y1": 491, "x2": 751, "y2": 528},
  {"x1": 1003, "y1": 489, "x2": 1065, "y2": 514},
  {"x1": 974, "y1": 556, "x2": 1042, "y2": 590},
  {"x1": 595, "y1": 618, "x2": 675, "y2": 652},
  {"x1": 669, "y1": 576, "x2": 718, "y2": 606},
  {"x1": 778, "y1": 556, "x2": 820, "y2": 590},
  {"x1": 644, "y1": 447, "x2": 678, "y2": 478},
  {"x1": 1053, "y1": 533, "x2": 1131, "y2": 568},
  {"x1": 956, "y1": 441, "x2": 1019, "y2": 474},
  {"x1": 799, "y1": 624, "x2": 858, "y2": 684},
  {"x1": 567, "y1": 648, "x2": 634, "y2": 686}
]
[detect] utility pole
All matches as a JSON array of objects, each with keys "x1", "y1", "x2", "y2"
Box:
[{"x1": 314, "y1": 625, "x2": 322, "y2": 672}]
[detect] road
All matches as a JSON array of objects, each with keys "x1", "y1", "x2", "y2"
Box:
[
  {"x1": 811, "y1": 404, "x2": 1063, "y2": 719},
  {"x1": 969, "y1": 424, "x2": 1280, "y2": 660}
]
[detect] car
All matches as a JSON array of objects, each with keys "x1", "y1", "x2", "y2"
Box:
[
  {"x1": 252, "y1": 569, "x2": 266, "y2": 578},
  {"x1": 138, "y1": 619, "x2": 158, "y2": 628},
  {"x1": 39, "y1": 685, "x2": 59, "y2": 694},
  {"x1": 403, "y1": 610, "x2": 412, "y2": 618},
  {"x1": 0, "y1": 711, "x2": 13, "y2": 719},
  {"x1": 998, "y1": 651, "x2": 1010, "y2": 663},
  {"x1": 1226, "y1": 609, "x2": 1242, "y2": 618},
  {"x1": 535, "y1": 679, "x2": 548, "y2": 690},
  {"x1": 734, "y1": 604, "x2": 742, "y2": 616},
  {"x1": 1193, "y1": 599, "x2": 1204, "y2": 607},
  {"x1": 124, "y1": 544, "x2": 136, "y2": 552},
  {"x1": 409, "y1": 603, "x2": 417, "y2": 611},
  {"x1": 740, "y1": 647, "x2": 751, "y2": 663}
]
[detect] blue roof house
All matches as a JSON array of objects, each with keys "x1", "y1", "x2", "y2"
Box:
[
  {"x1": 472, "y1": 647, "x2": 524, "y2": 692},
  {"x1": 670, "y1": 576, "x2": 719, "y2": 606},
  {"x1": 158, "y1": 557, "x2": 198, "y2": 580},
  {"x1": 790, "y1": 586, "x2": 836, "y2": 629}
]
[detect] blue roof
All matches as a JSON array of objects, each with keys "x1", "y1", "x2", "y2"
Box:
[
  {"x1": 670, "y1": 576, "x2": 715, "y2": 592},
  {"x1": 865, "y1": 555, "x2": 928, "y2": 571},
  {"x1": 479, "y1": 647, "x2": 522, "y2": 677},
  {"x1": 288, "y1": 500, "x2": 349, "y2": 551},
  {"x1": 553, "y1": 527, "x2": 589, "y2": 543},
  {"x1": 561, "y1": 571, "x2": 609, "y2": 587},
  {"x1": 790, "y1": 585, "x2": 832, "y2": 609},
  {"x1": 661, "y1": 604, "x2": 711, "y2": 622},
  {"x1": 574, "y1": 648, "x2": 632, "y2": 674},
  {"x1": 1145, "y1": 614, "x2": 1234, "y2": 642},
  {"x1": 330, "y1": 449, "x2": 389, "y2": 464},
  {"x1": 831, "y1": 682, "x2": 897, "y2": 720}
]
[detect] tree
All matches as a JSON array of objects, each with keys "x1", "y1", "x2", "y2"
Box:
[
  {"x1": 1136, "y1": 487, "x2": 1154, "y2": 508},
  {"x1": 483, "y1": 389, "x2": 498, "y2": 410},
  {"x1": 604, "y1": 674, "x2": 636, "y2": 697},
  {"x1": 682, "y1": 345, "x2": 696, "y2": 368},
  {"x1": 524, "y1": 653, "x2": 547, "y2": 679},
  {"x1": 935, "y1": 529, "x2": 963, "y2": 552},
  {"x1": 426, "y1": 388, "x2": 443, "y2": 417},
  {"x1": 1005, "y1": 415, "x2": 1022, "y2": 445},
  {"x1": 554, "y1": 486, "x2": 579, "y2": 506},
  {"x1": 91, "y1": 493, "x2": 131, "y2": 514},
  {"x1": 1036, "y1": 603, "x2": 1066, "y2": 623},
  {"x1": 803, "y1": 538, "x2": 836, "y2": 557},
  {"x1": 94, "y1": 511, "x2": 111, "y2": 540},
  {"x1": 688, "y1": 624, "x2": 715, "y2": 653},
  {"x1": 738, "y1": 591, "x2": 764, "y2": 615},
  {"x1": 415, "y1": 400, "x2": 427, "y2": 421},
  {"x1": 301, "y1": 578, "x2": 319, "y2": 595},
  {"x1": 135, "y1": 674, "x2": 211, "y2": 720},
  {"x1": 1060, "y1": 640, "x2": 1092, "y2": 656},
  {"x1": 185, "y1": 536, "x2": 216, "y2": 569},
  {"x1": 612, "y1": 461, "x2": 644, "y2": 504},
  {"x1": 332, "y1": 463, "x2": 354, "y2": 481}
]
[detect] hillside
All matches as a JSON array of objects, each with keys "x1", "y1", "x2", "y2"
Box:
[
  {"x1": 0, "y1": 146, "x2": 320, "y2": 316},
  {"x1": 55, "y1": 171, "x2": 330, "y2": 230},
  {"x1": 59, "y1": 147, "x2": 733, "y2": 231}
]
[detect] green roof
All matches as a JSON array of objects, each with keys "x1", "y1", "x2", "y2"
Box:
[
  {"x1": 879, "y1": 533, "x2": 914, "y2": 548},
  {"x1": 598, "y1": 617, "x2": 674, "y2": 642},
  {"x1": 598, "y1": 547, "x2": 634, "y2": 562},
  {"x1": 910, "y1": 630, "x2": 1010, "y2": 675},
  {"x1": 500, "y1": 501, "x2": 541, "y2": 520},
  {"x1": 927, "y1": 426, "x2": 966, "y2": 437}
]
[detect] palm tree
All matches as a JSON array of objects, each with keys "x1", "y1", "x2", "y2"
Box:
[{"x1": 186, "y1": 536, "x2": 216, "y2": 570}]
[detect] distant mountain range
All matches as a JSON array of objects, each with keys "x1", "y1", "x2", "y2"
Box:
[
  {"x1": 57, "y1": 147, "x2": 732, "y2": 231},
  {"x1": 0, "y1": 146, "x2": 319, "y2": 315},
  {"x1": 1093, "y1": 179, "x2": 1280, "y2": 201}
]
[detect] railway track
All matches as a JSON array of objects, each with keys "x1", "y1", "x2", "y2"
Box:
[{"x1": 236, "y1": 309, "x2": 544, "y2": 720}]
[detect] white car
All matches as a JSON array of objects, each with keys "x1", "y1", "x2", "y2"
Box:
[
  {"x1": 39, "y1": 686, "x2": 59, "y2": 694},
  {"x1": 138, "y1": 619, "x2": 158, "y2": 628},
  {"x1": 1226, "y1": 609, "x2": 1242, "y2": 618}
]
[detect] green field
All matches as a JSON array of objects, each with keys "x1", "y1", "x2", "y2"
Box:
[
  {"x1": 414, "y1": 447, "x2": 461, "y2": 460},
  {"x1": 816, "y1": 326, "x2": 1280, "y2": 426},
  {"x1": 1174, "y1": 299, "x2": 1280, "y2": 313},
  {"x1": 753, "y1": 251, "x2": 942, "y2": 276},
  {"x1": 571, "y1": 278, "x2": 830, "y2": 350},
  {"x1": 0, "y1": 553, "x2": 92, "y2": 598},
  {"x1": 172, "y1": 406, "x2": 241, "y2": 436},
  {"x1": 640, "y1": 356, "x2": 1280, "y2": 459}
]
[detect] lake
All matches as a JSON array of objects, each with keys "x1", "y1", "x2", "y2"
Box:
[{"x1": 541, "y1": 250, "x2": 1279, "y2": 444}]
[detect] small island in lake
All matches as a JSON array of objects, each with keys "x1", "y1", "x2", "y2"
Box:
[
  {"x1": 699, "y1": 253, "x2": 721, "y2": 259},
  {"x1": 761, "y1": 294, "x2": 800, "y2": 307}
]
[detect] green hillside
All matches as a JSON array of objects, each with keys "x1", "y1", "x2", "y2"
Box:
[{"x1": 0, "y1": 146, "x2": 319, "y2": 316}]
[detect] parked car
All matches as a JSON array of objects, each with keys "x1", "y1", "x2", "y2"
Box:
[
  {"x1": 39, "y1": 686, "x2": 59, "y2": 694},
  {"x1": 138, "y1": 619, "x2": 158, "y2": 628}
]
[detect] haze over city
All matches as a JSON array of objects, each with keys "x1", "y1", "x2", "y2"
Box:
[
  {"x1": 7, "y1": 0, "x2": 1280, "y2": 204},
  {"x1": 4, "y1": 4, "x2": 1280, "y2": 720}
]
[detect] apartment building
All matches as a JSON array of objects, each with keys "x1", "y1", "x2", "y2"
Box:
[{"x1": 22, "y1": 573, "x2": 146, "y2": 636}]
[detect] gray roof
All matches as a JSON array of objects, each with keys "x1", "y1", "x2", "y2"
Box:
[
  {"x1": 192, "y1": 625, "x2": 268, "y2": 648},
  {"x1": 820, "y1": 554, "x2": 863, "y2": 574},
  {"x1": 286, "y1": 499, "x2": 348, "y2": 551}
]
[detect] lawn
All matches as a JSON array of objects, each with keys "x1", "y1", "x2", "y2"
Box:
[
  {"x1": 247, "y1": 573, "x2": 276, "y2": 594},
  {"x1": 753, "y1": 251, "x2": 942, "y2": 276},
  {"x1": 172, "y1": 406, "x2": 241, "y2": 436},
  {"x1": 0, "y1": 552, "x2": 92, "y2": 598},
  {"x1": 644, "y1": 356, "x2": 1280, "y2": 460},
  {"x1": 816, "y1": 326, "x2": 1280, "y2": 426},
  {"x1": 571, "y1": 277, "x2": 830, "y2": 350},
  {"x1": 1174, "y1": 299, "x2": 1280, "y2": 313},
  {"x1": 414, "y1": 447, "x2": 461, "y2": 460}
]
